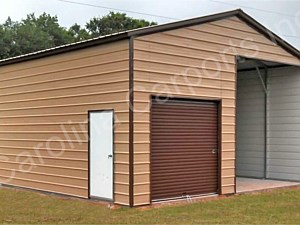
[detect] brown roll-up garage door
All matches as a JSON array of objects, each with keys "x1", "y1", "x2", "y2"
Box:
[{"x1": 151, "y1": 99, "x2": 219, "y2": 201}]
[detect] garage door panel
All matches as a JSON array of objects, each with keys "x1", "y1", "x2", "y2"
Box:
[
  {"x1": 152, "y1": 180, "x2": 218, "y2": 189},
  {"x1": 152, "y1": 163, "x2": 218, "y2": 171},
  {"x1": 151, "y1": 146, "x2": 219, "y2": 151},
  {"x1": 151, "y1": 99, "x2": 219, "y2": 201},
  {"x1": 152, "y1": 172, "x2": 218, "y2": 180},
  {"x1": 151, "y1": 109, "x2": 217, "y2": 114},
  {"x1": 153, "y1": 185, "x2": 218, "y2": 199},
  {"x1": 151, "y1": 152, "x2": 219, "y2": 157}
]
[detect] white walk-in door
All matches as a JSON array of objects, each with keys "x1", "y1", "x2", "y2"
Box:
[{"x1": 89, "y1": 111, "x2": 113, "y2": 200}]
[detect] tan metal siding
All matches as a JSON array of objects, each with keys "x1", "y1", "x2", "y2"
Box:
[
  {"x1": 0, "y1": 40, "x2": 130, "y2": 205},
  {"x1": 133, "y1": 16, "x2": 300, "y2": 206}
]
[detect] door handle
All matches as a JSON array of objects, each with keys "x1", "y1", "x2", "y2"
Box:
[
  {"x1": 108, "y1": 154, "x2": 113, "y2": 159},
  {"x1": 212, "y1": 149, "x2": 218, "y2": 154}
]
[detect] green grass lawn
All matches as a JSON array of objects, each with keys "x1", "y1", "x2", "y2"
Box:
[{"x1": 0, "y1": 187, "x2": 299, "y2": 224}]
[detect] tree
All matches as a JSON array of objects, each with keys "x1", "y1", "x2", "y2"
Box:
[
  {"x1": 17, "y1": 13, "x2": 76, "y2": 57},
  {"x1": 68, "y1": 23, "x2": 90, "y2": 42},
  {"x1": 0, "y1": 17, "x2": 19, "y2": 59},
  {"x1": 0, "y1": 13, "x2": 76, "y2": 59},
  {"x1": 86, "y1": 12, "x2": 157, "y2": 37},
  {"x1": 0, "y1": 12, "x2": 157, "y2": 60}
]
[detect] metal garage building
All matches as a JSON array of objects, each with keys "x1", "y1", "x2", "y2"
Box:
[{"x1": 0, "y1": 9, "x2": 299, "y2": 207}]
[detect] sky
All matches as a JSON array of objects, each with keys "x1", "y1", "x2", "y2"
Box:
[{"x1": 1, "y1": 0, "x2": 300, "y2": 48}]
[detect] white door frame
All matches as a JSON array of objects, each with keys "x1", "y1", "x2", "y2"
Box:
[{"x1": 88, "y1": 110, "x2": 114, "y2": 201}]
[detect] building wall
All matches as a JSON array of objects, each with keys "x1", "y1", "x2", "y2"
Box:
[
  {"x1": 236, "y1": 70, "x2": 265, "y2": 178},
  {"x1": 132, "y1": 16, "x2": 300, "y2": 206},
  {"x1": 0, "y1": 40, "x2": 131, "y2": 205},
  {"x1": 267, "y1": 66, "x2": 300, "y2": 181}
]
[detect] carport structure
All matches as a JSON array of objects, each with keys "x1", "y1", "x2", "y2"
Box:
[{"x1": 0, "y1": 9, "x2": 299, "y2": 207}]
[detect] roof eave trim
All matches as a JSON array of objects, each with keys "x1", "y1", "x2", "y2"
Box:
[{"x1": 128, "y1": 9, "x2": 240, "y2": 37}]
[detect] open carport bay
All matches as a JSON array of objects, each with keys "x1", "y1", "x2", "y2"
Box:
[{"x1": 237, "y1": 62, "x2": 300, "y2": 183}]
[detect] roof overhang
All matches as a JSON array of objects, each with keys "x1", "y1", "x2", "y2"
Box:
[{"x1": 237, "y1": 57, "x2": 289, "y2": 71}]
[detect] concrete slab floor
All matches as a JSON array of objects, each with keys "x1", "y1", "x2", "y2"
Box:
[{"x1": 236, "y1": 177, "x2": 300, "y2": 193}]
